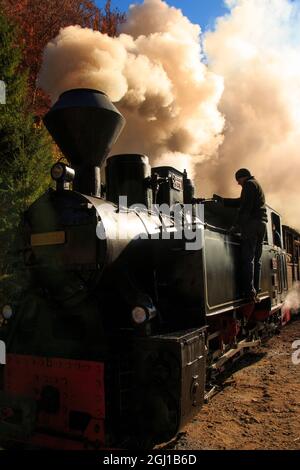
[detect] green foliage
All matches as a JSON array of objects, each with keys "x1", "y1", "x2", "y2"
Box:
[{"x1": 0, "y1": 11, "x2": 53, "y2": 303}]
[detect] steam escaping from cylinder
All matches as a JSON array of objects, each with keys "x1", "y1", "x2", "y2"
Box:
[
  {"x1": 284, "y1": 282, "x2": 300, "y2": 312},
  {"x1": 38, "y1": 0, "x2": 225, "y2": 177},
  {"x1": 284, "y1": 282, "x2": 300, "y2": 310},
  {"x1": 200, "y1": 0, "x2": 300, "y2": 229}
]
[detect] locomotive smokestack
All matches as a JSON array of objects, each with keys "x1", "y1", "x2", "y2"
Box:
[{"x1": 43, "y1": 88, "x2": 125, "y2": 196}]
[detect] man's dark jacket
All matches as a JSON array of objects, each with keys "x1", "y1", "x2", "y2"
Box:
[{"x1": 224, "y1": 176, "x2": 268, "y2": 227}]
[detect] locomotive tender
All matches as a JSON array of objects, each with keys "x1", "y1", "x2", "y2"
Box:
[{"x1": 0, "y1": 88, "x2": 298, "y2": 449}]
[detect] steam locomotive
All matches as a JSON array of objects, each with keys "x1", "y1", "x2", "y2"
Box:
[{"x1": 0, "y1": 88, "x2": 299, "y2": 449}]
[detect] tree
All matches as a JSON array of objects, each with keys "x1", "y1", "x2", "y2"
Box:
[
  {"x1": 0, "y1": 11, "x2": 53, "y2": 302},
  {"x1": 1, "y1": 0, "x2": 126, "y2": 116},
  {"x1": 100, "y1": 0, "x2": 126, "y2": 36}
]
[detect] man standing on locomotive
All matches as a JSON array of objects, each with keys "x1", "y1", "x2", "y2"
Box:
[{"x1": 214, "y1": 169, "x2": 268, "y2": 302}]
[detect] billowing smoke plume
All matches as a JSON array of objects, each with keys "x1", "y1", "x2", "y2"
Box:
[
  {"x1": 38, "y1": 0, "x2": 224, "y2": 176},
  {"x1": 201, "y1": 0, "x2": 300, "y2": 228},
  {"x1": 39, "y1": 0, "x2": 300, "y2": 228}
]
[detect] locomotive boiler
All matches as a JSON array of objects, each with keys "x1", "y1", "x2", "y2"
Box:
[{"x1": 0, "y1": 88, "x2": 295, "y2": 449}]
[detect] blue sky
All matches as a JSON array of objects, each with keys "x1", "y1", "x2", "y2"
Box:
[{"x1": 97, "y1": 0, "x2": 229, "y2": 30}]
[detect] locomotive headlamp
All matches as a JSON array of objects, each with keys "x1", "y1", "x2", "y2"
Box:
[
  {"x1": 132, "y1": 307, "x2": 147, "y2": 324},
  {"x1": 132, "y1": 303, "x2": 157, "y2": 325},
  {"x1": 51, "y1": 163, "x2": 64, "y2": 180},
  {"x1": 2, "y1": 304, "x2": 13, "y2": 320},
  {"x1": 51, "y1": 163, "x2": 75, "y2": 183}
]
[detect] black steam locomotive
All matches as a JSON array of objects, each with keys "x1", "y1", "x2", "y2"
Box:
[{"x1": 0, "y1": 89, "x2": 298, "y2": 449}]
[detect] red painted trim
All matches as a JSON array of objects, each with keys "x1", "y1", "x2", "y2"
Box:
[{"x1": 2, "y1": 354, "x2": 105, "y2": 448}]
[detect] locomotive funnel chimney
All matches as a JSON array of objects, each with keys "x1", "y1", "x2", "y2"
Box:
[{"x1": 43, "y1": 88, "x2": 125, "y2": 196}]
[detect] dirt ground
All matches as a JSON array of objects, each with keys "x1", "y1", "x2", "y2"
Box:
[{"x1": 171, "y1": 320, "x2": 300, "y2": 450}]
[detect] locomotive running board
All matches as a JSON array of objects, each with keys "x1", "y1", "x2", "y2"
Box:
[{"x1": 211, "y1": 338, "x2": 261, "y2": 370}]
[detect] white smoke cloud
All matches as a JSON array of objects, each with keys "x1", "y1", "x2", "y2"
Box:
[
  {"x1": 38, "y1": 0, "x2": 300, "y2": 229},
  {"x1": 38, "y1": 0, "x2": 225, "y2": 176},
  {"x1": 201, "y1": 0, "x2": 300, "y2": 229},
  {"x1": 284, "y1": 282, "x2": 300, "y2": 311}
]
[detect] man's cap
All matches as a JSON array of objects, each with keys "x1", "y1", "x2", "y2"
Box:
[{"x1": 235, "y1": 168, "x2": 252, "y2": 180}]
